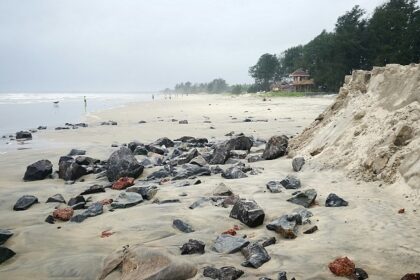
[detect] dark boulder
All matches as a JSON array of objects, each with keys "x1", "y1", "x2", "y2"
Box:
[
  {"x1": 13, "y1": 195, "x2": 38, "y2": 211},
  {"x1": 241, "y1": 243, "x2": 271, "y2": 268},
  {"x1": 151, "y1": 137, "x2": 174, "y2": 148},
  {"x1": 292, "y1": 157, "x2": 305, "y2": 172},
  {"x1": 173, "y1": 148, "x2": 199, "y2": 165},
  {"x1": 180, "y1": 239, "x2": 205, "y2": 255},
  {"x1": 80, "y1": 184, "x2": 105, "y2": 195},
  {"x1": 213, "y1": 183, "x2": 233, "y2": 196},
  {"x1": 46, "y1": 194, "x2": 66, "y2": 204},
  {"x1": 352, "y1": 268, "x2": 369, "y2": 280},
  {"x1": 172, "y1": 164, "x2": 211, "y2": 180},
  {"x1": 45, "y1": 215, "x2": 55, "y2": 224},
  {"x1": 210, "y1": 144, "x2": 230, "y2": 165},
  {"x1": 68, "y1": 149, "x2": 86, "y2": 156},
  {"x1": 106, "y1": 147, "x2": 144, "y2": 182},
  {"x1": 127, "y1": 185, "x2": 158, "y2": 200},
  {"x1": 280, "y1": 175, "x2": 301, "y2": 189},
  {"x1": 226, "y1": 136, "x2": 253, "y2": 151},
  {"x1": 287, "y1": 189, "x2": 317, "y2": 208},
  {"x1": 262, "y1": 135, "x2": 288, "y2": 160},
  {"x1": 266, "y1": 181, "x2": 282, "y2": 193},
  {"x1": 68, "y1": 195, "x2": 86, "y2": 209},
  {"x1": 230, "y1": 199, "x2": 265, "y2": 228},
  {"x1": 261, "y1": 237, "x2": 276, "y2": 247},
  {"x1": 0, "y1": 246, "x2": 15, "y2": 264},
  {"x1": 203, "y1": 266, "x2": 244, "y2": 280},
  {"x1": 128, "y1": 141, "x2": 143, "y2": 152},
  {"x1": 23, "y1": 159, "x2": 53, "y2": 181},
  {"x1": 325, "y1": 193, "x2": 348, "y2": 207},
  {"x1": 214, "y1": 234, "x2": 249, "y2": 254},
  {"x1": 75, "y1": 156, "x2": 100, "y2": 165},
  {"x1": 133, "y1": 146, "x2": 148, "y2": 155},
  {"x1": 59, "y1": 158, "x2": 88, "y2": 181},
  {"x1": 266, "y1": 215, "x2": 298, "y2": 239},
  {"x1": 247, "y1": 154, "x2": 263, "y2": 163},
  {"x1": 173, "y1": 219, "x2": 194, "y2": 233},
  {"x1": 401, "y1": 273, "x2": 420, "y2": 280},
  {"x1": 0, "y1": 229, "x2": 13, "y2": 245},
  {"x1": 222, "y1": 166, "x2": 248, "y2": 179},
  {"x1": 145, "y1": 145, "x2": 166, "y2": 155},
  {"x1": 70, "y1": 202, "x2": 103, "y2": 223},
  {"x1": 16, "y1": 131, "x2": 32, "y2": 140},
  {"x1": 147, "y1": 168, "x2": 172, "y2": 180},
  {"x1": 303, "y1": 225, "x2": 318, "y2": 234},
  {"x1": 111, "y1": 192, "x2": 143, "y2": 208}
]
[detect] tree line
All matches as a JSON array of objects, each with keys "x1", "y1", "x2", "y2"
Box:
[
  {"x1": 249, "y1": 0, "x2": 420, "y2": 92},
  {"x1": 164, "y1": 78, "x2": 251, "y2": 94}
]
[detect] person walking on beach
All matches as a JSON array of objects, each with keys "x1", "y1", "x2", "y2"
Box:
[
  {"x1": 152, "y1": 94, "x2": 154, "y2": 101},
  {"x1": 84, "y1": 96, "x2": 87, "y2": 112}
]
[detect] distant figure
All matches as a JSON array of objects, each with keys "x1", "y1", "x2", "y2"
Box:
[
  {"x1": 84, "y1": 96, "x2": 87, "y2": 112},
  {"x1": 152, "y1": 94, "x2": 154, "y2": 101}
]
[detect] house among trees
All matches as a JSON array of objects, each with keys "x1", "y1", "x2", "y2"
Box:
[{"x1": 289, "y1": 69, "x2": 314, "y2": 92}]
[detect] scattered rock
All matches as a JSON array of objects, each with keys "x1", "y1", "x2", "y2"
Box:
[
  {"x1": 394, "y1": 125, "x2": 413, "y2": 146},
  {"x1": 222, "y1": 166, "x2": 248, "y2": 179},
  {"x1": 189, "y1": 197, "x2": 211, "y2": 209},
  {"x1": 127, "y1": 185, "x2": 158, "y2": 200},
  {"x1": 179, "y1": 120, "x2": 188, "y2": 124},
  {"x1": 97, "y1": 244, "x2": 197, "y2": 280},
  {"x1": 16, "y1": 131, "x2": 32, "y2": 140},
  {"x1": 180, "y1": 239, "x2": 205, "y2": 255},
  {"x1": 266, "y1": 215, "x2": 298, "y2": 239},
  {"x1": 213, "y1": 183, "x2": 233, "y2": 196},
  {"x1": 0, "y1": 246, "x2": 15, "y2": 264},
  {"x1": 112, "y1": 177, "x2": 135, "y2": 190},
  {"x1": 280, "y1": 175, "x2": 301, "y2": 189},
  {"x1": 247, "y1": 154, "x2": 263, "y2": 163},
  {"x1": 353, "y1": 268, "x2": 369, "y2": 280},
  {"x1": 401, "y1": 273, "x2": 420, "y2": 280},
  {"x1": 303, "y1": 225, "x2": 318, "y2": 234},
  {"x1": 80, "y1": 184, "x2": 105, "y2": 195},
  {"x1": 214, "y1": 234, "x2": 250, "y2": 254},
  {"x1": 106, "y1": 147, "x2": 144, "y2": 182},
  {"x1": 203, "y1": 266, "x2": 244, "y2": 280},
  {"x1": 230, "y1": 199, "x2": 265, "y2": 228},
  {"x1": 53, "y1": 207, "x2": 74, "y2": 221},
  {"x1": 266, "y1": 181, "x2": 282, "y2": 193},
  {"x1": 68, "y1": 148, "x2": 86, "y2": 156},
  {"x1": 292, "y1": 157, "x2": 305, "y2": 172},
  {"x1": 0, "y1": 229, "x2": 13, "y2": 245},
  {"x1": 68, "y1": 195, "x2": 86, "y2": 209},
  {"x1": 190, "y1": 155, "x2": 208, "y2": 167},
  {"x1": 46, "y1": 193, "x2": 66, "y2": 204},
  {"x1": 328, "y1": 257, "x2": 355, "y2": 277},
  {"x1": 398, "y1": 208, "x2": 405, "y2": 214},
  {"x1": 111, "y1": 192, "x2": 143, "y2": 208},
  {"x1": 23, "y1": 159, "x2": 53, "y2": 181},
  {"x1": 287, "y1": 189, "x2": 317, "y2": 208},
  {"x1": 173, "y1": 219, "x2": 194, "y2": 233},
  {"x1": 58, "y1": 158, "x2": 88, "y2": 181},
  {"x1": 45, "y1": 215, "x2": 55, "y2": 224},
  {"x1": 241, "y1": 243, "x2": 271, "y2": 268},
  {"x1": 13, "y1": 195, "x2": 38, "y2": 211},
  {"x1": 71, "y1": 202, "x2": 103, "y2": 223},
  {"x1": 262, "y1": 135, "x2": 288, "y2": 160},
  {"x1": 152, "y1": 137, "x2": 174, "y2": 148},
  {"x1": 261, "y1": 237, "x2": 276, "y2": 247},
  {"x1": 325, "y1": 193, "x2": 348, "y2": 207},
  {"x1": 172, "y1": 164, "x2": 211, "y2": 180}
]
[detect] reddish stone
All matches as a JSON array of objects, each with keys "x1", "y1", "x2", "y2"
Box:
[
  {"x1": 112, "y1": 177, "x2": 135, "y2": 190},
  {"x1": 328, "y1": 257, "x2": 355, "y2": 276},
  {"x1": 222, "y1": 229, "x2": 237, "y2": 236},
  {"x1": 99, "y1": 198, "x2": 113, "y2": 205},
  {"x1": 53, "y1": 207, "x2": 74, "y2": 221},
  {"x1": 401, "y1": 273, "x2": 420, "y2": 280},
  {"x1": 398, "y1": 208, "x2": 405, "y2": 214},
  {"x1": 100, "y1": 230, "x2": 113, "y2": 238},
  {"x1": 233, "y1": 225, "x2": 240, "y2": 230}
]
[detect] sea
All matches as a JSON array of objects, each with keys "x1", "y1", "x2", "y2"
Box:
[{"x1": 0, "y1": 92, "x2": 157, "y2": 137}]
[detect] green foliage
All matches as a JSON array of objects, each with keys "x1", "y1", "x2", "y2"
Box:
[
  {"x1": 249, "y1": 53, "x2": 280, "y2": 91},
  {"x1": 172, "y1": 78, "x2": 229, "y2": 94},
  {"x1": 254, "y1": 0, "x2": 420, "y2": 92}
]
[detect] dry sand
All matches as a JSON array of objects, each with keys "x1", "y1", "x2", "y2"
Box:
[{"x1": 0, "y1": 92, "x2": 419, "y2": 279}]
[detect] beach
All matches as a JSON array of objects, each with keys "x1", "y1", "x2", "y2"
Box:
[{"x1": 0, "y1": 93, "x2": 419, "y2": 279}]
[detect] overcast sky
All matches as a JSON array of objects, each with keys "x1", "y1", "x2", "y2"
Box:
[{"x1": 0, "y1": 0, "x2": 385, "y2": 92}]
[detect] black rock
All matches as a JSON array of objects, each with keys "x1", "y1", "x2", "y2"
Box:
[
  {"x1": 13, "y1": 195, "x2": 38, "y2": 211},
  {"x1": 180, "y1": 239, "x2": 205, "y2": 255},
  {"x1": 287, "y1": 189, "x2": 317, "y2": 208},
  {"x1": 147, "y1": 168, "x2": 172, "y2": 180},
  {"x1": 173, "y1": 219, "x2": 194, "y2": 233},
  {"x1": 266, "y1": 181, "x2": 282, "y2": 193},
  {"x1": 210, "y1": 144, "x2": 230, "y2": 165},
  {"x1": 266, "y1": 215, "x2": 298, "y2": 239},
  {"x1": 70, "y1": 202, "x2": 103, "y2": 223},
  {"x1": 16, "y1": 131, "x2": 32, "y2": 140},
  {"x1": 80, "y1": 184, "x2": 105, "y2": 195},
  {"x1": 179, "y1": 120, "x2": 188, "y2": 124},
  {"x1": 106, "y1": 147, "x2": 144, "y2": 182},
  {"x1": 111, "y1": 192, "x2": 143, "y2": 208},
  {"x1": 151, "y1": 137, "x2": 174, "y2": 148},
  {"x1": 189, "y1": 197, "x2": 211, "y2": 209},
  {"x1": 262, "y1": 135, "x2": 288, "y2": 160},
  {"x1": 127, "y1": 185, "x2": 158, "y2": 200},
  {"x1": 292, "y1": 157, "x2": 305, "y2": 172},
  {"x1": 211, "y1": 165, "x2": 224, "y2": 174},
  {"x1": 303, "y1": 225, "x2": 318, "y2": 234},
  {"x1": 261, "y1": 237, "x2": 276, "y2": 247},
  {"x1": 241, "y1": 243, "x2": 271, "y2": 268},
  {"x1": 353, "y1": 268, "x2": 369, "y2": 280},
  {"x1": 226, "y1": 136, "x2": 253, "y2": 151},
  {"x1": 325, "y1": 193, "x2": 348, "y2": 207},
  {"x1": 230, "y1": 199, "x2": 265, "y2": 228},
  {"x1": 203, "y1": 266, "x2": 244, "y2": 280},
  {"x1": 128, "y1": 141, "x2": 143, "y2": 152},
  {"x1": 58, "y1": 158, "x2": 88, "y2": 181},
  {"x1": 68, "y1": 149, "x2": 86, "y2": 156},
  {"x1": 0, "y1": 229, "x2": 13, "y2": 245},
  {"x1": 172, "y1": 148, "x2": 199, "y2": 165},
  {"x1": 157, "y1": 199, "x2": 180, "y2": 204},
  {"x1": 213, "y1": 183, "x2": 233, "y2": 196},
  {"x1": 145, "y1": 145, "x2": 166, "y2": 155},
  {"x1": 133, "y1": 146, "x2": 148, "y2": 156},
  {"x1": 23, "y1": 159, "x2": 53, "y2": 181},
  {"x1": 0, "y1": 246, "x2": 15, "y2": 264},
  {"x1": 280, "y1": 175, "x2": 301, "y2": 189},
  {"x1": 37, "y1": 126, "x2": 47, "y2": 130},
  {"x1": 75, "y1": 156, "x2": 100, "y2": 166},
  {"x1": 45, "y1": 215, "x2": 55, "y2": 224},
  {"x1": 172, "y1": 164, "x2": 211, "y2": 180},
  {"x1": 278, "y1": 271, "x2": 288, "y2": 280},
  {"x1": 68, "y1": 195, "x2": 86, "y2": 207},
  {"x1": 214, "y1": 235, "x2": 250, "y2": 254},
  {"x1": 222, "y1": 166, "x2": 248, "y2": 179},
  {"x1": 247, "y1": 154, "x2": 263, "y2": 163},
  {"x1": 46, "y1": 194, "x2": 66, "y2": 204}
]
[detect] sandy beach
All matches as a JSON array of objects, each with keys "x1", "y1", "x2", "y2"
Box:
[{"x1": 0, "y1": 92, "x2": 419, "y2": 280}]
